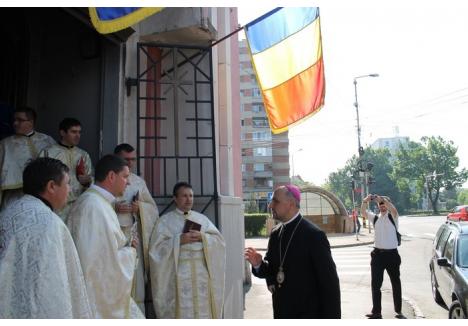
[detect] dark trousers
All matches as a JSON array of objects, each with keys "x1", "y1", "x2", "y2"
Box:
[{"x1": 370, "y1": 249, "x2": 402, "y2": 314}]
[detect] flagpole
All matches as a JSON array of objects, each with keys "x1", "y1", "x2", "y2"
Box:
[{"x1": 210, "y1": 25, "x2": 245, "y2": 48}]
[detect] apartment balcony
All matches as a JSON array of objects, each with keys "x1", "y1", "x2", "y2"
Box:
[{"x1": 254, "y1": 170, "x2": 273, "y2": 178}]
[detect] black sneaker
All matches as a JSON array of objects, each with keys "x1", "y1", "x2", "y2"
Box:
[{"x1": 365, "y1": 313, "x2": 382, "y2": 319}]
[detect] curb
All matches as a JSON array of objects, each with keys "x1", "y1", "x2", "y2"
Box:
[
  {"x1": 402, "y1": 294, "x2": 425, "y2": 319},
  {"x1": 331, "y1": 240, "x2": 374, "y2": 249}
]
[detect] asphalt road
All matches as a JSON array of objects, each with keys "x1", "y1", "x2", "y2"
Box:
[
  {"x1": 244, "y1": 215, "x2": 451, "y2": 319},
  {"x1": 398, "y1": 215, "x2": 449, "y2": 318},
  {"x1": 331, "y1": 214, "x2": 449, "y2": 319}
]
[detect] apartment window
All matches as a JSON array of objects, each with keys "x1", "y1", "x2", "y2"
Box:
[
  {"x1": 255, "y1": 178, "x2": 271, "y2": 187},
  {"x1": 252, "y1": 117, "x2": 268, "y2": 128},
  {"x1": 241, "y1": 164, "x2": 246, "y2": 172},
  {"x1": 252, "y1": 103, "x2": 264, "y2": 113},
  {"x1": 254, "y1": 163, "x2": 264, "y2": 171},
  {"x1": 252, "y1": 88, "x2": 261, "y2": 97},
  {"x1": 254, "y1": 147, "x2": 271, "y2": 156},
  {"x1": 252, "y1": 131, "x2": 271, "y2": 141}
]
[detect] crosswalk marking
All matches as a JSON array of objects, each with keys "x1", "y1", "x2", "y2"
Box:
[
  {"x1": 338, "y1": 271, "x2": 370, "y2": 275},
  {"x1": 333, "y1": 247, "x2": 372, "y2": 276},
  {"x1": 250, "y1": 246, "x2": 374, "y2": 285},
  {"x1": 337, "y1": 265, "x2": 369, "y2": 268}
]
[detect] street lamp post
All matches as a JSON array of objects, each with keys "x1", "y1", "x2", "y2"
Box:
[
  {"x1": 353, "y1": 73, "x2": 379, "y2": 192},
  {"x1": 353, "y1": 73, "x2": 379, "y2": 158},
  {"x1": 349, "y1": 177, "x2": 359, "y2": 241},
  {"x1": 353, "y1": 73, "x2": 379, "y2": 233},
  {"x1": 291, "y1": 148, "x2": 303, "y2": 182}
]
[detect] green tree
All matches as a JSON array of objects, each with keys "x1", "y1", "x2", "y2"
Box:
[
  {"x1": 457, "y1": 188, "x2": 468, "y2": 205},
  {"x1": 292, "y1": 175, "x2": 315, "y2": 188},
  {"x1": 323, "y1": 160, "x2": 356, "y2": 209},
  {"x1": 393, "y1": 136, "x2": 468, "y2": 214},
  {"x1": 361, "y1": 148, "x2": 411, "y2": 211},
  {"x1": 324, "y1": 148, "x2": 405, "y2": 211},
  {"x1": 440, "y1": 188, "x2": 457, "y2": 210}
]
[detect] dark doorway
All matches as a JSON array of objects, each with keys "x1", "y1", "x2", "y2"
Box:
[{"x1": 0, "y1": 8, "x2": 120, "y2": 162}]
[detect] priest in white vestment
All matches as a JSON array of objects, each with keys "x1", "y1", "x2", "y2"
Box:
[
  {"x1": 149, "y1": 182, "x2": 226, "y2": 318},
  {"x1": 67, "y1": 154, "x2": 144, "y2": 319},
  {"x1": 0, "y1": 157, "x2": 93, "y2": 318},
  {"x1": 114, "y1": 144, "x2": 159, "y2": 316},
  {"x1": 0, "y1": 107, "x2": 55, "y2": 209},
  {"x1": 40, "y1": 118, "x2": 93, "y2": 220}
]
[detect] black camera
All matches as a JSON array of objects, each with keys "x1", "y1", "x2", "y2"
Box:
[{"x1": 370, "y1": 195, "x2": 377, "y2": 201}]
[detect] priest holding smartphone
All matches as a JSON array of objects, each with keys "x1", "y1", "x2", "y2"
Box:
[{"x1": 148, "y1": 181, "x2": 226, "y2": 318}]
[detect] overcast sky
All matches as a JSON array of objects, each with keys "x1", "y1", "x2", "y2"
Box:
[{"x1": 238, "y1": 1, "x2": 468, "y2": 187}]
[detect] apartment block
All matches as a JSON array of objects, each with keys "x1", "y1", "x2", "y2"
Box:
[{"x1": 239, "y1": 39, "x2": 290, "y2": 211}]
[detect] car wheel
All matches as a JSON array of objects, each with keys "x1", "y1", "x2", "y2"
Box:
[
  {"x1": 431, "y1": 269, "x2": 444, "y2": 305},
  {"x1": 449, "y1": 300, "x2": 466, "y2": 319}
]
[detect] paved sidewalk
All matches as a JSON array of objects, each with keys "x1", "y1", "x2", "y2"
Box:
[{"x1": 243, "y1": 229, "x2": 418, "y2": 319}]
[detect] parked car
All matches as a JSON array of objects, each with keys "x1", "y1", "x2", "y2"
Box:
[
  {"x1": 429, "y1": 221, "x2": 468, "y2": 319},
  {"x1": 447, "y1": 205, "x2": 468, "y2": 222}
]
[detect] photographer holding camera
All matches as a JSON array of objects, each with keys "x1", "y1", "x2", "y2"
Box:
[{"x1": 361, "y1": 194, "x2": 404, "y2": 319}]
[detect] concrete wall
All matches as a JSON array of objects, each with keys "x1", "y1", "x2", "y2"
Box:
[
  {"x1": 218, "y1": 195, "x2": 244, "y2": 318},
  {"x1": 304, "y1": 214, "x2": 348, "y2": 233}
]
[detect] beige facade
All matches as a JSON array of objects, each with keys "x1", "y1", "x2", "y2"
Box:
[{"x1": 119, "y1": 8, "x2": 244, "y2": 318}]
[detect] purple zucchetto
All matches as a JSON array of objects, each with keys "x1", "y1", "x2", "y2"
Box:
[{"x1": 284, "y1": 184, "x2": 301, "y2": 202}]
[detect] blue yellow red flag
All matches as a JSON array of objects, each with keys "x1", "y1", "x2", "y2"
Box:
[
  {"x1": 244, "y1": 7, "x2": 325, "y2": 134},
  {"x1": 89, "y1": 7, "x2": 163, "y2": 34}
]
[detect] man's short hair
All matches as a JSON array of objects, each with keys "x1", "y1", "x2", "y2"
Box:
[
  {"x1": 173, "y1": 181, "x2": 192, "y2": 197},
  {"x1": 114, "y1": 143, "x2": 135, "y2": 154},
  {"x1": 23, "y1": 157, "x2": 69, "y2": 197},
  {"x1": 15, "y1": 106, "x2": 37, "y2": 124},
  {"x1": 59, "y1": 118, "x2": 81, "y2": 132},
  {"x1": 95, "y1": 154, "x2": 128, "y2": 182}
]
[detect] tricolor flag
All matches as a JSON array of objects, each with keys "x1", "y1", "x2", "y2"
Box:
[
  {"x1": 245, "y1": 7, "x2": 325, "y2": 134},
  {"x1": 89, "y1": 7, "x2": 163, "y2": 34}
]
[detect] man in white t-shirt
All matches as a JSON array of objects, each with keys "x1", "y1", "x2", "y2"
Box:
[{"x1": 361, "y1": 194, "x2": 403, "y2": 319}]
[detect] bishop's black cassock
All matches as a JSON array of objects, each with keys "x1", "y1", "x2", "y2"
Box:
[{"x1": 253, "y1": 215, "x2": 341, "y2": 318}]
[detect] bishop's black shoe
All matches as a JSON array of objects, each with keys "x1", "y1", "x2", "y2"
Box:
[
  {"x1": 365, "y1": 312, "x2": 383, "y2": 319},
  {"x1": 395, "y1": 312, "x2": 406, "y2": 319}
]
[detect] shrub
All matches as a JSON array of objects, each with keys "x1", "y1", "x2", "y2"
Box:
[{"x1": 245, "y1": 213, "x2": 269, "y2": 237}]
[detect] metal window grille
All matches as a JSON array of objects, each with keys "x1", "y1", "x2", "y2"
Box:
[{"x1": 136, "y1": 43, "x2": 218, "y2": 225}]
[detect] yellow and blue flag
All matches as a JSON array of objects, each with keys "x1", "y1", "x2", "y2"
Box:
[
  {"x1": 89, "y1": 7, "x2": 163, "y2": 34},
  {"x1": 245, "y1": 7, "x2": 325, "y2": 134}
]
